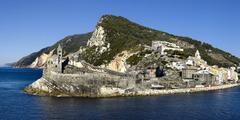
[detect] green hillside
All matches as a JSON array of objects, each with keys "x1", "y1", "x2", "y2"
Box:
[{"x1": 83, "y1": 15, "x2": 240, "y2": 67}]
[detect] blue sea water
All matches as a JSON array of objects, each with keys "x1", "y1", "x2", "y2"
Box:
[{"x1": 0, "y1": 67, "x2": 240, "y2": 120}]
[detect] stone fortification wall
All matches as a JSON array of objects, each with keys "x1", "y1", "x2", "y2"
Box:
[
  {"x1": 46, "y1": 71, "x2": 135, "y2": 88},
  {"x1": 41, "y1": 66, "x2": 136, "y2": 96}
]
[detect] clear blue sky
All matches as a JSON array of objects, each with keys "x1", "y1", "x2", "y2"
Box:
[{"x1": 0, "y1": 0, "x2": 240, "y2": 66}]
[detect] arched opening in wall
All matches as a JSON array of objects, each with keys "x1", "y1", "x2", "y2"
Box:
[
  {"x1": 62, "y1": 57, "x2": 70, "y2": 73},
  {"x1": 155, "y1": 66, "x2": 165, "y2": 78}
]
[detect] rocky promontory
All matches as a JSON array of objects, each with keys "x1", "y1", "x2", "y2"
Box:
[
  {"x1": 24, "y1": 77, "x2": 240, "y2": 98},
  {"x1": 24, "y1": 15, "x2": 240, "y2": 98}
]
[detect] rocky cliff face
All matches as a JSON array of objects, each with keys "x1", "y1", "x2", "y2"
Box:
[
  {"x1": 28, "y1": 50, "x2": 54, "y2": 68},
  {"x1": 86, "y1": 24, "x2": 133, "y2": 72},
  {"x1": 106, "y1": 51, "x2": 134, "y2": 73},
  {"x1": 87, "y1": 26, "x2": 106, "y2": 47}
]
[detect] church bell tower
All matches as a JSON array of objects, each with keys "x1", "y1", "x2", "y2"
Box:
[
  {"x1": 57, "y1": 44, "x2": 63, "y2": 73},
  {"x1": 195, "y1": 50, "x2": 201, "y2": 59}
]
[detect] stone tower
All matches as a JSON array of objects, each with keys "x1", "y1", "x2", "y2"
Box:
[
  {"x1": 195, "y1": 50, "x2": 201, "y2": 59},
  {"x1": 57, "y1": 44, "x2": 63, "y2": 73}
]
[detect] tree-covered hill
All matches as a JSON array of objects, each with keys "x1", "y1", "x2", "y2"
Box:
[{"x1": 83, "y1": 15, "x2": 240, "y2": 67}]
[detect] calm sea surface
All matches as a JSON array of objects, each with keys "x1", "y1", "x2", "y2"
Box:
[{"x1": 0, "y1": 67, "x2": 240, "y2": 120}]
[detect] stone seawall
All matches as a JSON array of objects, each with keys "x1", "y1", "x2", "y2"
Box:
[
  {"x1": 135, "y1": 84, "x2": 240, "y2": 96},
  {"x1": 97, "y1": 83, "x2": 240, "y2": 97}
]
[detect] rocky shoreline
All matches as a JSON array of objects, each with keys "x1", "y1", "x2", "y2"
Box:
[
  {"x1": 135, "y1": 83, "x2": 240, "y2": 96},
  {"x1": 24, "y1": 78, "x2": 240, "y2": 98},
  {"x1": 97, "y1": 83, "x2": 240, "y2": 97}
]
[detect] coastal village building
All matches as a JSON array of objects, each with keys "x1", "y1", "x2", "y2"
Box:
[
  {"x1": 237, "y1": 64, "x2": 240, "y2": 79},
  {"x1": 181, "y1": 66, "x2": 198, "y2": 81},
  {"x1": 47, "y1": 55, "x2": 58, "y2": 65},
  {"x1": 137, "y1": 64, "x2": 165, "y2": 81},
  {"x1": 68, "y1": 53, "x2": 83, "y2": 68},
  {"x1": 151, "y1": 41, "x2": 183, "y2": 55},
  {"x1": 181, "y1": 50, "x2": 206, "y2": 82},
  {"x1": 208, "y1": 66, "x2": 224, "y2": 85},
  {"x1": 193, "y1": 70, "x2": 216, "y2": 85},
  {"x1": 228, "y1": 67, "x2": 239, "y2": 82},
  {"x1": 186, "y1": 50, "x2": 208, "y2": 69},
  {"x1": 180, "y1": 50, "x2": 239, "y2": 86},
  {"x1": 151, "y1": 41, "x2": 238, "y2": 87},
  {"x1": 168, "y1": 61, "x2": 185, "y2": 70}
]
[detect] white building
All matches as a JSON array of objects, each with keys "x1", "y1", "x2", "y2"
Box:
[
  {"x1": 68, "y1": 53, "x2": 84, "y2": 68},
  {"x1": 47, "y1": 55, "x2": 58, "y2": 65},
  {"x1": 168, "y1": 62, "x2": 185, "y2": 70},
  {"x1": 195, "y1": 50, "x2": 201, "y2": 59},
  {"x1": 151, "y1": 41, "x2": 184, "y2": 55},
  {"x1": 186, "y1": 59, "x2": 194, "y2": 66},
  {"x1": 185, "y1": 50, "x2": 207, "y2": 68},
  {"x1": 227, "y1": 67, "x2": 238, "y2": 82}
]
